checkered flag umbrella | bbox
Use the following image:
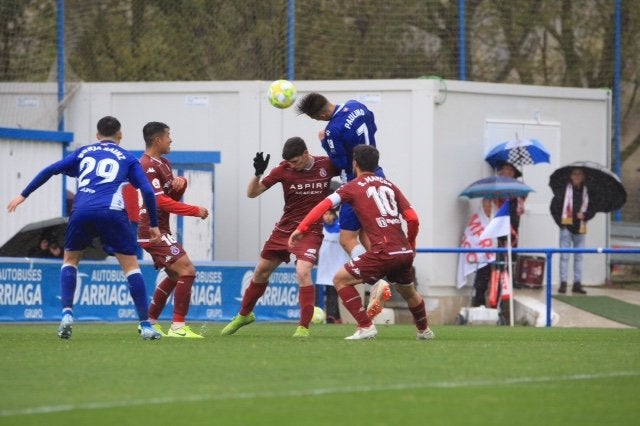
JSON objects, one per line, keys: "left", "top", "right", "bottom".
{"left": 485, "top": 138, "right": 550, "bottom": 168}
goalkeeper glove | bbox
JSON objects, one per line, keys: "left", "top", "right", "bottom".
{"left": 253, "top": 152, "right": 270, "bottom": 176}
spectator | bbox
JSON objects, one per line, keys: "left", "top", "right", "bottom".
{"left": 48, "top": 241, "right": 63, "bottom": 258}
{"left": 315, "top": 208, "right": 349, "bottom": 324}
{"left": 28, "top": 236, "right": 51, "bottom": 258}
{"left": 550, "top": 167, "right": 594, "bottom": 294}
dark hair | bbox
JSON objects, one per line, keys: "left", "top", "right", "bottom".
{"left": 143, "top": 121, "right": 169, "bottom": 147}
{"left": 97, "top": 116, "right": 121, "bottom": 138}
{"left": 282, "top": 136, "right": 307, "bottom": 160}
{"left": 296, "top": 92, "right": 328, "bottom": 117}
{"left": 496, "top": 160, "right": 522, "bottom": 178}
{"left": 353, "top": 145, "right": 379, "bottom": 172}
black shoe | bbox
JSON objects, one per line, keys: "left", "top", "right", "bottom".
{"left": 572, "top": 283, "right": 587, "bottom": 294}
{"left": 558, "top": 282, "right": 567, "bottom": 294}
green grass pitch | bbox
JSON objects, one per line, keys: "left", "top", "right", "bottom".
{"left": 1, "top": 323, "right": 638, "bottom": 426}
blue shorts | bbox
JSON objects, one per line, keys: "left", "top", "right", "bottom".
{"left": 65, "top": 209, "right": 138, "bottom": 256}
{"left": 339, "top": 166, "right": 385, "bottom": 232}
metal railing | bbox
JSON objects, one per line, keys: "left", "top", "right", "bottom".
{"left": 416, "top": 247, "right": 640, "bottom": 327}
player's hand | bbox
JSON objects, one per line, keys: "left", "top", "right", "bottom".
{"left": 288, "top": 230, "right": 303, "bottom": 249}
{"left": 148, "top": 227, "right": 161, "bottom": 244}
{"left": 198, "top": 207, "right": 209, "bottom": 219}
{"left": 253, "top": 152, "right": 270, "bottom": 176}
{"left": 318, "top": 130, "right": 326, "bottom": 141}
{"left": 7, "top": 195, "right": 25, "bottom": 213}
{"left": 171, "top": 176, "right": 187, "bottom": 192}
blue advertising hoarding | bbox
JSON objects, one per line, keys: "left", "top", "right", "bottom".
{"left": 0, "top": 258, "right": 303, "bottom": 323}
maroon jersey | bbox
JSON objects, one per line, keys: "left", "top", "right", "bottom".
{"left": 334, "top": 173, "right": 414, "bottom": 255}
{"left": 137, "top": 153, "right": 179, "bottom": 236}
{"left": 261, "top": 156, "right": 339, "bottom": 234}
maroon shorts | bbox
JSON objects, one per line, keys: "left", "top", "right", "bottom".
{"left": 345, "top": 251, "right": 415, "bottom": 285}
{"left": 261, "top": 228, "right": 323, "bottom": 265}
{"left": 140, "top": 233, "right": 187, "bottom": 270}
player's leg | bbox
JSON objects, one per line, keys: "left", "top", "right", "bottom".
{"left": 338, "top": 203, "right": 366, "bottom": 258}
{"left": 334, "top": 258, "right": 377, "bottom": 340}
{"left": 148, "top": 270, "right": 177, "bottom": 331}
{"left": 115, "top": 253, "right": 161, "bottom": 340}
{"left": 140, "top": 240, "right": 179, "bottom": 331}
{"left": 293, "top": 259, "right": 315, "bottom": 337}
{"left": 100, "top": 211, "right": 160, "bottom": 340}
{"left": 390, "top": 259, "right": 434, "bottom": 340}
{"left": 164, "top": 254, "right": 203, "bottom": 338}
{"left": 221, "top": 256, "right": 280, "bottom": 335}
{"left": 394, "top": 284, "right": 434, "bottom": 340}
{"left": 57, "top": 250, "right": 81, "bottom": 339}
{"left": 57, "top": 210, "right": 95, "bottom": 339}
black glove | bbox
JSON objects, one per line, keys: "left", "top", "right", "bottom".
{"left": 253, "top": 152, "right": 270, "bottom": 176}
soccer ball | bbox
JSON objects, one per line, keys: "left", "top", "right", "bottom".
{"left": 312, "top": 306, "right": 326, "bottom": 325}
{"left": 268, "top": 79, "right": 297, "bottom": 109}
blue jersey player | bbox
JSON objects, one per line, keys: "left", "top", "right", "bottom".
{"left": 296, "top": 92, "right": 384, "bottom": 259}
{"left": 7, "top": 116, "right": 163, "bottom": 340}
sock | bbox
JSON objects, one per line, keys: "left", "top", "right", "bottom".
{"left": 172, "top": 275, "right": 195, "bottom": 323}
{"left": 239, "top": 280, "right": 268, "bottom": 316}
{"left": 298, "top": 285, "right": 315, "bottom": 328}
{"left": 60, "top": 264, "right": 77, "bottom": 313}
{"left": 126, "top": 269, "right": 150, "bottom": 321}
{"left": 409, "top": 299, "right": 429, "bottom": 331}
{"left": 149, "top": 277, "right": 178, "bottom": 321}
{"left": 337, "top": 286, "right": 371, "bottom": 328}
{"left": 350, "top": 244, "right": 366, "bottom": 259}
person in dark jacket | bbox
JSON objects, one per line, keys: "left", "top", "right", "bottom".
{"left": 550, "top": 167, "right": 595, "bottom": 294}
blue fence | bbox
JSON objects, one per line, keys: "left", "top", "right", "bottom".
{"left": 2, "top": 248, "right": 638, "bottom": 327}
{"left": 418, "top": 247, "right": 640, "bottom": 327}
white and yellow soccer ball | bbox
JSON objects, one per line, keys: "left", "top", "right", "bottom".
{"left": 312, "top": 306, "right": 326, "bottom": 325}
{"left": 268, "top": 79, "right": 297, "bottom": 109}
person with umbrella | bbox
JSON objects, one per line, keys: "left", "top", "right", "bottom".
{"left": 470, "top": 161, "right": 525, "bottom": 311}
{"left": 549, "top": 161, "right": 627, "bottom": 295}
{"left": 550, "top": 167, "right": 595, "bottom": 294}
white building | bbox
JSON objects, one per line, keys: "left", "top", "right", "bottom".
{"left": 0, "top": 79, "right": 611, "bottom": 323}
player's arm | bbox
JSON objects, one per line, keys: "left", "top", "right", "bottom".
{"left": 247, "top": 152, "right": 270, "bottom": 198}
{"left": 323, "top": 127, "right": 349, "bottom": 172}
{"left": 289, "top": 193, "right": 341, "bottom": 248}
{"left": 401, "top": 207, "right": 420, "bottom": 250}
{"left": 247, "top": 176, "right": 268, "bottom": 198}
{"left": 156, "top": 194, "right": 206, "bottom": 218}
{"left": 7, "top": 157, "right": 71, "bottom": 212}
{"left": 129, "top": 164, "right": 160, "bottom": 228}
{"left": 167, "top": 176, "right": 187, "bottom": 201}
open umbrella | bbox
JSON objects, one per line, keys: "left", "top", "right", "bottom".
{"left": 460, "top": 179, "right": 532, "bottom": 328}
{"left": 485, "top": 138, "right": 550, "bottom": 168}
{"left": 549, "top": 161, "right": 627, "bottom": 213}
{"left": 460, "top": 176, "right": 534, "bottom": 199}
{"left": 0, "top": 217, "right": 109, "bottom": 260}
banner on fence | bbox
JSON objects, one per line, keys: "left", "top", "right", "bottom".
{"left": 0, "top": 259, "right": 304, "bottom": 322}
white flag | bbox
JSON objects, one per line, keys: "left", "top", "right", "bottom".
{"left": 480, "top": 200, "right": 511, "bottom": 240}
{"left": 456, "top": 207, "right": 497, "bottom": 288}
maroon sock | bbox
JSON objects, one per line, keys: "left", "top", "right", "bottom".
{"left": 149, "top": 277, "right": 177, "bottom": 320}
{"left": 337, "top": 287, "right": 371, "bottom": 328}
{"left": 239, "top": 280, "right": 268, "bottom": 316}
{"left": 298, "top": 285, "right": 315, "bottom": 328}
{"left": 409, "top": 299, "right": 429, "bottom": 331}
{"left": 172, "top": 275, "right": 195, "bottom": 323}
